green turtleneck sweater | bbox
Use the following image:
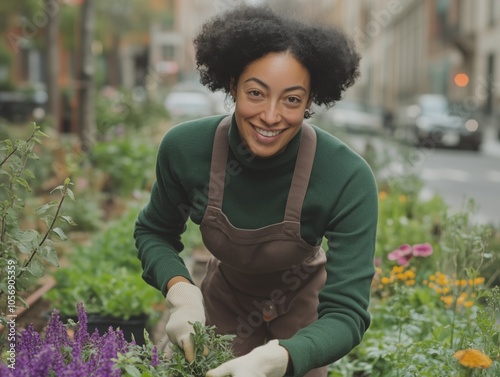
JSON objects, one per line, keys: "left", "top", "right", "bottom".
{"left": 134, "top": 114, "right": 378, "bottom": 376}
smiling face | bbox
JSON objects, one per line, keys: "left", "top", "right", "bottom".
{"left": 231, "top": 52, "right": 312, "bottom": 158}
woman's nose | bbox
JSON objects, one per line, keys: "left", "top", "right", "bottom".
{"left": 259, "top": 102, "right": 281, "bottom": 125}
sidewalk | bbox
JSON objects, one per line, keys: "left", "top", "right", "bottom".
{"left": 481, "top": 116, "right": 500, "bottom": 158}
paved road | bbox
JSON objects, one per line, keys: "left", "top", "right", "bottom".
{"left": 416, "top": 148, "right": 500, "bottom": 227}
{"left": 336, "top": 130, "right": 500, "bottom": 227}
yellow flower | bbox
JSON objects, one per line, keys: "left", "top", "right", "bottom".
{"left": 405, "top": 280, "right": 415, "bottom": 286}
{"left": 441, "top": 296, "right": 453, "bottom": 307}
{"left": 378, "top": 191, "right": 387, "bottom": 200}
{"left": 381, "top": 277, "right": 391, "bottom": 285}
{"left": 454, "top": 349, "right": 493, "bottom": 369}
{"left": 464, "top": 301, "right": 474, "bottom": 308}
{"left": 474, "top": 277, "right": 485, "bottom": 285}
{"left": 392, "top": 266, "right": 404, "bottom": 274}
{"left": 398, "top": 194, "right": 407, "bottom": 203}
{"left": 404, "top": 270, "right": 415, "bottom": 279}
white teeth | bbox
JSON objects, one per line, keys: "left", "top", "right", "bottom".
{"left": 255, "top": 128, "right": 282, "bottom": 137}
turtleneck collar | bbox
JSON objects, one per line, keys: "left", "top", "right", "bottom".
{"left": 227, "top": 113, "right": 302, "bottom": 171}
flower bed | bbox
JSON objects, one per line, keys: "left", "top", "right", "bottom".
{"left": 0, "top": 303, "right": 234, "bottom": 376}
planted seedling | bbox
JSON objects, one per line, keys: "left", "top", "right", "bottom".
{"left": 168, "top": 322, "right": 235, "bottom": 377}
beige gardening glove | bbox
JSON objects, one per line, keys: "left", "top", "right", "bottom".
{"left": 165, "top": 282, "right": 206, "bottom": 362}
{"left": 206, "top": 339, "right": 289, "bottom": 377}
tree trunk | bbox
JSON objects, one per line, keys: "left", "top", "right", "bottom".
{"left": 109, "top": 32, "right": 122, "bottom": 87}
{"left": 77, "top": 0, "right": 96, "bottom": 152}
{"left": 45, "top": 0, "right": 60, "bottom": 130}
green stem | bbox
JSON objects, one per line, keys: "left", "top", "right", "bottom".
{"left": 0, "top": 126, "right": 38, "bottom": 168}
{"left": 18, "top": 182, "right": 69, "bottom": 279}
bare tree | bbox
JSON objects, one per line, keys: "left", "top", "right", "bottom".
{"left": 45, "top": 0, "right": 60, "bottom": 130}
{"left": 76, "top": 0, "right": 95, "bottom": 152}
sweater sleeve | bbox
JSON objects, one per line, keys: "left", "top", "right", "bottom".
{"left": 279, "top": 155, "right": 378, "bottom": 376}
{"left": 134, "top": 130, "right": 193, "bottom": 297}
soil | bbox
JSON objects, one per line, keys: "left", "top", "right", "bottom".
{"left": 16, "top": 297, "right": 53, "bottom": 333}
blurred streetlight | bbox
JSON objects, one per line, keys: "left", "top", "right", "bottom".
{"left": 454, "top": 73, "right": 469, "bottom": 87}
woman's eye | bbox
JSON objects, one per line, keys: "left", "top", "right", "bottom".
{"left": 248, "top": 90, "right": 261, "bottom": 97}
{"left": 286, "top": 97, "right": 301, "bottom": 104}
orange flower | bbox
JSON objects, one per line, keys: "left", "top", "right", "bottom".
{"left": 378, "top": 191, "right": 387, "bottom": 200}
{"left": 454, "top": 349, "right": 493, "bottom": 369}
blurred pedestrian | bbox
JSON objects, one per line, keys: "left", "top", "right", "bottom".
{"left": 135, "top": 4, "right": 378, "bottom": 377}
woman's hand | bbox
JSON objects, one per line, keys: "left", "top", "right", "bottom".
{"left": 206, "top": 340, "right": 289, "bottom": 377}
{"left": 165, "top": 281, "right": 207, "bottom": 362}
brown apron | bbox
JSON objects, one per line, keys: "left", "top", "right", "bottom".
{"left": 199, "top": 116, "right": 328, "bottom": 377}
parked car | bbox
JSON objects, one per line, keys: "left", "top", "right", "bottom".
{"left": 315, "top": 99, "right": 385, "bottom": 135}
{"left": 164, "top": 81, "right": 230, "bottom": 121}
{"left": 0, "top": 89, "right": 47, "bottom": 123}
{"left": 393, "top": 94, "right": 482, "bottom": 151}
{"left": 165, "top": 91, "right": 214, "bottom": 120}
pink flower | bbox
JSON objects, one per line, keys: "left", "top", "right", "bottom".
{"left": 387, "top": 243, "right": 434, "bottom": 266}
{"left": 388, "top": 244, "right": 412, "bottom": 261}
{"left": 412, "top": 243, "right": 433, "bottom": 257}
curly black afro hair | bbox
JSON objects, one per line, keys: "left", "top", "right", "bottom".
{"left": 194, "top": 4, "right": 361, "bottom": 108}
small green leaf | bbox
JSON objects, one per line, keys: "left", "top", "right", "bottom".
{"left": 27, "top": 259, "right": 45, "bottom": 278}
{"left": 36, "top": 130, "right": 49, "bottom": 138}
{"left": 14, "top": 177, "right": 31, "bottom": 190}
{"left": 50, "top": 185, "right": 64, "bottom": 194}
{"left": 66, "top": 188, "right": 75, "bottom": 201}
{"left": 23, "top": 169, "right": 36, "bottom": 180}
{"left": 60, "top": 215, "right": 77, "bottom": 226}
{"left": 36, "top": 202, "right": 58, "bottom": 215}
{"left": 123, "top": 365, "right": 142, "bottom": 377}
{"left": 40, "top": 245, "right": 59, "bottom": 267}
{"left": 52, "top": 227, "right": 68, "bottom": 241}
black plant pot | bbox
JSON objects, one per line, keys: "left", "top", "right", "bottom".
{"left": 62, "top": 313, "right": 149, "bottom": 345}
{"left": 86, "top": 314, "right": 149, "bottom": 345}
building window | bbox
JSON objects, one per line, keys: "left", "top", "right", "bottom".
{"left": 489, "top": 0, "right": 500, "bottom": 27}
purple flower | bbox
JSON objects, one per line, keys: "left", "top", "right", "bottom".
{"left": 17, "top": 324, "right": 42, "bottom": 358}
{"left": 27, "top": 346, "right": 55, "bottom": 377}
{"left": 44, "top": 309, "right": 70, "bottom": 348}
{"left": 74, "top": 302, "right": 89, "bottom": 346}
{"left": 151, "top": 345, "right": 159, "bottom": 367}
{"left": 412, "top": 243, "right": 433, "bottom": 257}
{"left": 11, "top": 303, "right": 137, "bottom": 376}
{"left": 0, "top": 362, "right": 13, "bottom": 377}
{"left": 94, "top": 334, "right": 121, "bottom": 377}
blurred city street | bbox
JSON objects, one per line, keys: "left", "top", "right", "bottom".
{"left": 1, "top": 1, "right": 500, "bottom": 375}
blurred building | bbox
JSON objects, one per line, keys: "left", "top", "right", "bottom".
{"left": 331, "top": 0, "right": 500, "bottom": 118}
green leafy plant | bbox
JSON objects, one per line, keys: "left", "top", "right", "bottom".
{"left": 45, "top": 202, "right": 164, "bottom": 320}
{"left": 0, "top": 125, "right": 73, "bottom": 347}
{"left": 114, "top": 322, "right": 235, "bottom": 377}
{"left": 166, "top": 322, "right": 235, "bottom": 377}
{"left": 89, "top": 135, "right": 156, "bottom": 195}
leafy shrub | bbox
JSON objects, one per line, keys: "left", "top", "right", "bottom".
{"left": 0, "top": 125, "right": 73, "bottom": 349}
{"left": 46, "top": 202, "right": 163, "bottom": 319}
{"left": 89, "top": 135, "right": 156, "bottom": 195}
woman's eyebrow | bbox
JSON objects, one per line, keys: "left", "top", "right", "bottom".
{"left": 244, "top": 77, "right": 307, "bottom": 93}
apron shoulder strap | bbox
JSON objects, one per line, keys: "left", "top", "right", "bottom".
{"left": 207, "top": 116, "right": 231, "bottom": 208}
{"left": 284, "top": 123, "right": 317, "bottom": 223}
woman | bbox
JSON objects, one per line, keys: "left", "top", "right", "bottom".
{"left": 134, "top": 5, "right": 378, "bottom": 377}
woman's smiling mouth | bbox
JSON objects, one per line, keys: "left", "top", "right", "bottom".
{"left": 254, "top": 126, "right": 285, "bottom": 137}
